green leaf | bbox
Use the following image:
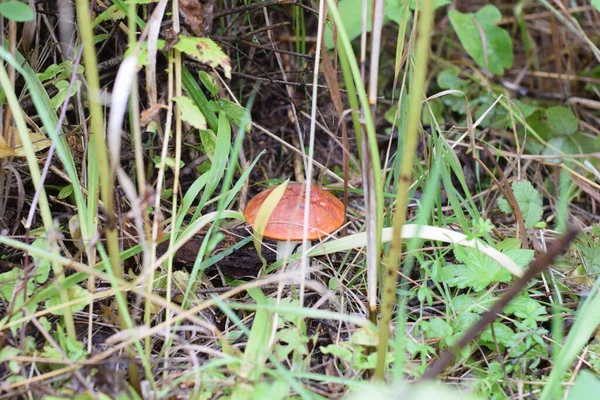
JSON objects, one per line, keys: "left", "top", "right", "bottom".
{"left": 152, "top": 156, "right": 184, "bottom": 170}
{"left": 50, "top": 80, "right": 81, "bottom": 111}
{"left": 453, "top": 312, "right": 479, "bottom": 332}
{"left": 0, "top": 1, "right": 34, "bottom": 22}
{"left": 443, "top": 246, "right": 513, "bottom": 291}
{"left": 320, "top": 344, "right": 353, "bottom": 362}
{"left": 251, "top": 381, "right": 290, "bottom": 400}
{"left": 408, "top": 0, "right": 450, "bottom": 11}
{"left": 37, "top": 64, "right": 63, "bottom": 82}
{"left": 183, "top": 68, "right": 218, "bottom": 130}
{"left": 0, "top": 346, "right": 21, "bottom": 373}
{"left": 350, "top": 328, "right": 378, "bottom": 346}
{"left": 217, "top": 99, "right": 251, "bottom": 132}
{"left": 93, "top": 4, "right": 125, "bottom": 27}
{"left": 480, "top": 323, "right": 516, "bottom": 348}
{"left": 504, "top": 248, "right": 534, "bottom": 268}
{"left": 542, "top": 136, "right": 581, "bottom": 163}
{"left": 494, "top": 238, "right": 521, "bottom": 252}
{"left": 0, "top": 268, "right": 34, "bottom": 302}
{"left": 498, "top": 180, "right": 543, "bottom": 229}
{"left": 174, "top": 36, "right": 231, "bottom": 78}
{"left": 196, "top": 111, "right": 232, "bottom": 212}
{"left": 449, "top": 5, "right": 513, "bottom": 75}
{"left": 593, "top": 0, "right": 600, "bottom": 12}
{"left": 31, "top": 238, "right": 51, "bottom": 284}
{"left": 437, "top": 68, "right": 466, "bottom": 90}
{"left": 423, "top": 318, "right": 453, "bottom": 339}
{"left": 199, "top": 129, "right": 217, "bottom": 161}
{"left": 567, "top": 370, "right": 600, "bottom": 400}
{"left": 504, "top": 296, "right": 547, "bottom": 320}
{"left": 275, "top": 327, "right": 309, "bottom": 360}
{"left": 57, "top": 184, "right": 74, "bottom": 200}
{"left": 324, "top": 0, "right": 372, "bottom": 49}
{"left": 198, "top": 71, "right": 218, "bottom": 97}
{"left": 45, "top": 285, "right": 92, "bottom": 315}
{"left": 173, "top": 96, "right": 207, "bottom": 130}
{"left": 546, "top": 106, "right": 579, "bottom": 136}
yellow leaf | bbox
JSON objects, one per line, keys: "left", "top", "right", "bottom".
{"left": 12, "top": 128, "right": 52, "bottom": 157}
{"left": 0, "top": 135, "right": 15, "bottom": 158}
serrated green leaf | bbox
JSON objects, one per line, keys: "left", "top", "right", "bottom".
{"left": 480, "top": 323, "right": 516, "bottom": 348}
{"left": 494, "top": 238, "right": 522, "bottom": 252}
{"left": 0, "top": 1, "right": 34, "bottom": 22}
{"left": 449, "top": 5, "right": 513, "bottom": 75}
{"left": 173, "top": 96, "right": 207, "bottom": 130}
{"left": 498, "top": 181, "right": 543, "bottom": 229}
{"left": 174, "top": 36, "right": 231, "bottom": 78}
{"left": 547, "top": 106, "right": 579, "bottom": 136}
{"left": 423, "top": 318, "right": 453, "bottom": 339}
{"left": 453, "top": 312, "right": 479, "bottom": 333}
{"left": 443, "top": 246, "right": 513, "bottom": 291}
{"left": 504, "top": 296, "right": 547, "bottom": 320}
{"left": 504, "top": 248, "right": 534, "bottom": 268}
{"left": 0, "top": 268, "right": 34, "bottom": 302}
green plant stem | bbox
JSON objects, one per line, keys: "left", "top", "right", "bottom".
{"left": 74, "top": 0, "right": 121, "bottom": 287}
{"left": 75, "top": 0, "right": 139, "bottom": 388}
{"left": 375, "top": 0, "right": 435, "bottom": 380}
{"left": 337, "top": 43, "right": 364, "bottom": 170}
{"left": 325, "top": 0, "right": 383, "bottom": 315}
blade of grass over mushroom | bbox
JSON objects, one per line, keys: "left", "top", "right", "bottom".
{"left": 249, "top": 181, "right": 290, "bottom": 264}
{"left": 375, "top": 0, "right": 436, "bottom": 379}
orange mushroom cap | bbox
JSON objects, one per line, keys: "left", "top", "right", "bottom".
{"left": 244, "top": 183, "right": 345, "bottom": 241}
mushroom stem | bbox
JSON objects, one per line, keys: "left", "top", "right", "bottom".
{"left": 276, "top": 240, "right": 300, "bottom": 261}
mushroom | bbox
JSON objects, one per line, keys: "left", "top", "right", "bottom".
{"left": 244, "top": 182, "right": 345, "bottom": 260}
